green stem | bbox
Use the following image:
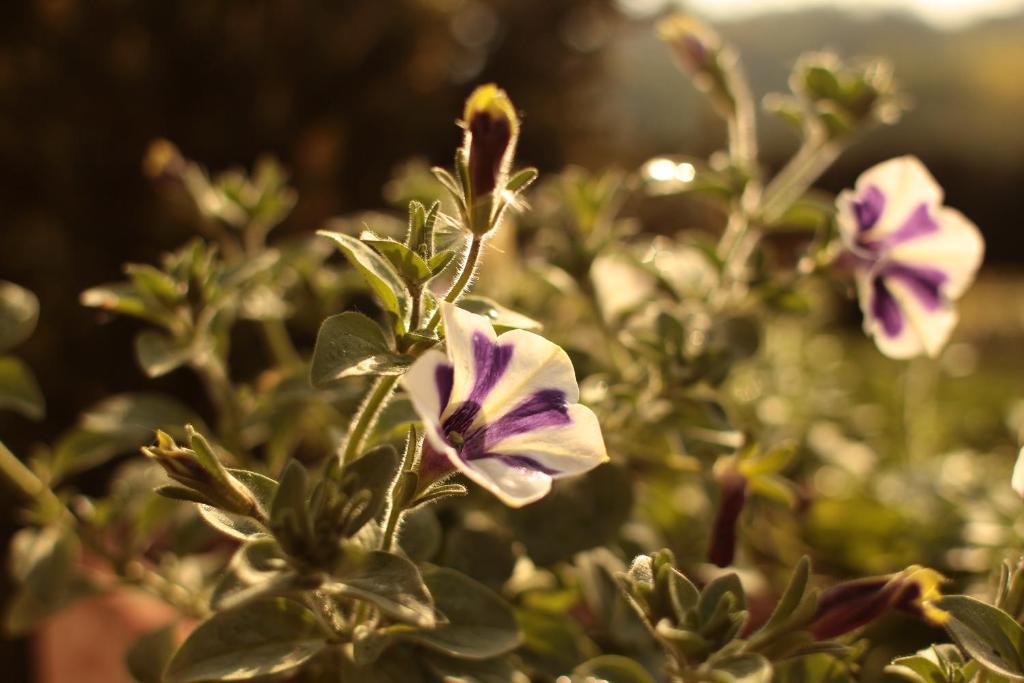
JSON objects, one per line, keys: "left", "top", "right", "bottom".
{"left": 423, "top": 235, "right": 484, "bottom": 334}
{"left": 381, "top": 428, "right": 417, "bottom": 552}
{"left": 193, "top": 355, "right": 243, "bottom": 455}
{"left": 0, "top": 440, "right": 63, "bottom": 522}
{"left": 722, "top": 54, "right": 759, "bottom": 175}
{"left": 260, "top": 318, "right": 303, "bottom": 370}
{"left": 338, "top": 375, "right": 399, "bottom": 469}
{"left": 759, "top": 138, "right": 842, "bottom": 224}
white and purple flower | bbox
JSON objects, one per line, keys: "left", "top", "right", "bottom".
{"left": 837, "top": 156, "right": 984, "bottom": 359}
{"left": 401, "top": 302, "right": 608, "bottom": 507}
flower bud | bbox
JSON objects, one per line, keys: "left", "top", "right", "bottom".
{"left": 461, "top": 84, "right": 520, "bottom": 234}
{"left": 143, "top": 138, "right": 186, "bottom": 181}
{"left": 142, "top": 426, "right": 257, "bottom": 517}
{"left": 657, "top": 14, "right": 735, "bottom": 116}
{"left": 708, "top": 469, "right": 748, "bottom": 568}
{"left": 809, "top": 565, "right": 948, "bottom": 639}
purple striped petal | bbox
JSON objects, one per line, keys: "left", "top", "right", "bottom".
{"left": 854, "top": 185, "right": 885, "bottom": 232}
{"left": 872, "top": 277, "right": 903, "bottom": 337}
{"left": 443, "top": 332, "right": 514, "bottom": 435}
{"left": 460, "top": 389, "right": 571, "bottom": 459}
{"left": 434, "top": 363, "right": 454, "bottom": 413}
{"left": 884, "top": 263, "right": 947, "bottom": 311}
{"left": 865, "top": 203, "right": 939, "bottom": 250}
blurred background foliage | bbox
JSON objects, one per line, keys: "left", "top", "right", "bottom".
{"left": 3, "top": 0, "right": 1024, "bottom": 679}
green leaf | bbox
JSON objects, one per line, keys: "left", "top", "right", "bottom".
{"left": 754, "top": 556, "right": 814, "bottom": 639}
{"left": 165, "top": 598, "right": 328, "bottom": 683}
{"left": 398, "top": 566, "right": 519, "bottom": 660}
{"left": 317, "top": 229, "right": 411, "bottom": 332}
{"left": 197, "top": 469, "right": 277, "bottom": 540}
{"left": 505, "top": 167, "right": 539, "bottom": 195}
{"left": 125, "top": 624, "right": 178, "bottom": 683}
{"left": 0, "top": 355, "right": 44, "bottom": 419}
{"left": 4, "top": 526, "right": 90, "bottom": 635}
{"left": 327, "top": 548, "right": 435, "bottom": 627}
{"left": 886, "top": 644, "right": 969, "bottom": 683}
{"left": 699, "top": 573, "right": 746, "bottom": 625}
{"left": 134, "top": 330, "right": 195, "bottom": 378}
{"left": 362, "top": 237, "right": 433, "bottom": 284}
{"left": 335, "top": 445, "right": 401, "bottom": 537}
{"left": 574, "top": 655, "right": 656, "bottom": 683}
{"left": 458, "top": 296, "right": 542, "bottom": 332}
{"left": 51, "top": 393, "right": 203, "bottom": 479}
{"left": 211, "top": 538, "right": 310, "bottom": 611}
{"left": 80, "top": 282, "right": 164, "bottom": 325}
{"left": 310, "top": 312, "right": 409, "bottom": 387}
{"left": 0, "top": 281, "right": 38, "bottom": 352}
{"left": 939, "top": 595, "right": 1024, "bottom": 680}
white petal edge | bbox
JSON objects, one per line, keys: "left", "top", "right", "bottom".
{"left": 855, "top": 156, "right": 944, "bottom": 238}
{"left": 484, "top": 403, "right": 609, "bottom": 474}
{"left": 886, "top": 206, "right": 984, "bottom": 300}
{"left": 401, "top": 348, "right": 452, "bottom": 426}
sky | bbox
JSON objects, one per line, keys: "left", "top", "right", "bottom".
{"left": 618, "top": 0, "right": 1024, "bottom": 28}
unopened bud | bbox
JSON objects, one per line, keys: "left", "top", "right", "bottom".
{"left": 708, "top": 469, "right": 748, "bottom": 568}
{"left": 461, "top": 84, "right": 520, "bottom": 235}
{"left": 142, "top": 427, "right": 257, "bottom": 517}
{"left": 809, "top": 565, "right": 948, "bottom": 639}
{"left": 657, "top": 14, "right": 735, "bottom": 116}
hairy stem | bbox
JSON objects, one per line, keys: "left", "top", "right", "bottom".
{"left": 423, "top": 234, "right": 484, "bottom": 333}
{"left": 759, "top": 137, "right": 842, "bottom": 224}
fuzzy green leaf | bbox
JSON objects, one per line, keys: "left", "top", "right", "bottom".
{"left": 326, "top": 548, "right": 435, "bottom": 627}
{"left": 397, "top": 566, "right": 520, "bottom": 659}
{"left": 134, "top": 330, "right": 195, "bottom": 378}
{"left": 197, "top": 469, "right": 277, "bottom": 540}
{"left": 939, "top": 595, "right": 1024, "bottom": 680}
{"left": 318, "top": 229, "right": 410, "bottom": 332}
{"left": 165, "top": 598, "right": 327, "bottom": 682}
{"left": 310, "top": 312, "right": 409, "bottom": 387}
{"left": 362, "top": 237, "right": 433, "bottom": 284}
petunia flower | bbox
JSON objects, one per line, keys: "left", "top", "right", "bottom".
{"left": 836, "top": 156, "right": 984, "bottom": 359}
{"left": 401, "top": 302, "right": 608, "bottom": 507}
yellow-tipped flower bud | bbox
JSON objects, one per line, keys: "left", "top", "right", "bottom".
{"left": 462, "top": 83, "right": 520, "bottom": 201}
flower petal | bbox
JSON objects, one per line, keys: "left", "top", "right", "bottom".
{"left": 853, "top": 156, "right": 944, "bottom": 239}
{"left": 886, "top": 206, "right": 984, "bottom": 300}
{"left": 437, "top": 302, "right": 510, "bottom": 433}
{"left": 401, "top": 348, "right": 455, "bottom": 459}
{"left": 481, "top": 404, "right": 608, "bottom": 474}
{"left": 456, "top": 456, "right": 554, "bottom": 507}
{"left": 459, "top": 328, "right": 580, "bottom": 434}
{"left": 856, "top": 269, "right": 957, "bottom": 359}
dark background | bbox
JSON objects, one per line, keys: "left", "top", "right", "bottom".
{"left": 2, "top": 0, "right": 1023, "bottom": 677}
